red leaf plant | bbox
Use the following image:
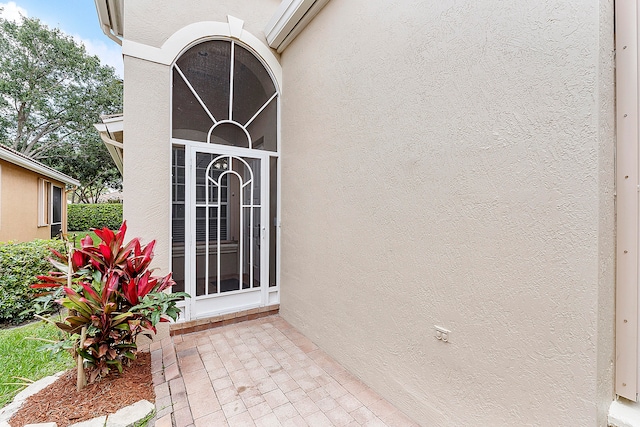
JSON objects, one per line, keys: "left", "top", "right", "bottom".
{"left": 33, "top": 221, "right": 188, "bottom": 384}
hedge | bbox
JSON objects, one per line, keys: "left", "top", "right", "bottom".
{"left": 68, "top": 203, "right": 123, "bottom": 231}
{"left": 0, "top": 239, "right": 66, "bottom": 324}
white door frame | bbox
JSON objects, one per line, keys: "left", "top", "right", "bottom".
{"left": 182, "top": 142, "right": 271, "bottom": 320}
{"left": 616, "top": 0, "right": 640, "bottom": 401}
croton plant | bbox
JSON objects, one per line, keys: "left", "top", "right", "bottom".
{"left": 33, "top": 222, "right": 188, "bottom": 383}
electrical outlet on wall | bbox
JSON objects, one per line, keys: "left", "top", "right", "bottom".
{"left": 435, "top": 325, "right": 450, "bottom": 343}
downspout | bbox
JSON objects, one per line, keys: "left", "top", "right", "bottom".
{"left": 94, "top": 0, "right": 123, "bottom": 45}
{"left": 101, "top": 24, "right": 122, "bottom": 46}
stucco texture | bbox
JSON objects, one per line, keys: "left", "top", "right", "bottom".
{"left": 278, "top": 0, "right": 615, "bottom": 426}
{"left": 0, "top": 160, "right": 67, "bottom": 243}
{"left": 121, "top": 56, "right": 171, "bottom": 273}
{"left": 124, "top": 0, "right": 280, "bottom": 49}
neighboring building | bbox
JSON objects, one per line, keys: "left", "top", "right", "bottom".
{"left": 0, "top": 145, "right": 80, "bottom": 242}
{"left": 93, "top": 1, "right": 629, "bottom": 425}
{"left": 97, "top": 190, "right": 123, "bottom": 203}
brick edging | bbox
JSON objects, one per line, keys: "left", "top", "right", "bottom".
{"left": 150, "top": 334, "right": 180, "bottom": 427}
{"left": 169, "top": 305, "right": 280, "bottom": 336}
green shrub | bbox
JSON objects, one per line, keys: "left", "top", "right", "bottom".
{"left": 0, "top": 239, "right": 66, "bottom": 324}
{"left": 36, "top": 222, "right": 187, "bottom": 383}
{"left": 67, "top": 203, "right": 123, "bottom": 231}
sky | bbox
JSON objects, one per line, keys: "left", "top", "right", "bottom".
{"left": 0, "top": 1, "right": 123, "bottom": 76}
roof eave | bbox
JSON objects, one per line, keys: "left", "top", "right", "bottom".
{"left": 265, "top": 0, "right": 330, "bottom": 53}
{"left": 94, "top": 114, "right": 124, "bottom": 175}
{"left": 94, "top": 0, "right": 124, "bottom": 45}
{"left": 0, "top": 148, "right": 81, "bottom": 187}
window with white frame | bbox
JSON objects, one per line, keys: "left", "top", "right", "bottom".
{"left": 37, "top": 178, "right": 51, "bottom": 227}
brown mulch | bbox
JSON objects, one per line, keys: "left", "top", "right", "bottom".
{"left": 9, "top": 352, "right": 154, "bottom": 427}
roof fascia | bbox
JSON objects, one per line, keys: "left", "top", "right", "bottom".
{"left": 0, "top": 148, "right": 81, "bottom": 187}
{"left": 265, "top": 0, "right": 330, "bottom": 53}
{"left": 94, "top": 115, "right": 124, "bottom": 175}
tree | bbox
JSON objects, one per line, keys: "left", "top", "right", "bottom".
{"left": 0, "top": 15, "right": 122, "bottom": 161}
{"left": 45, "top": 131, "right": 121, "bottom": 204}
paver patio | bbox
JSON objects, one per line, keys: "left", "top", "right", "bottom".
{"left": 149, "top": 315, "right": 419, "bottom": 427}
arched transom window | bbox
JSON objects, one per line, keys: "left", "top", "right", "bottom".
{"left": 172, "top": 39, "right": 279, "bottom": 151}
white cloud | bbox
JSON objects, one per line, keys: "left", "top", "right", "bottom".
{"left": 0, "top": 1, "right": 27, "bottom": 22}
{"left": 73, "top": 35, "right": 124, "bottom": 78}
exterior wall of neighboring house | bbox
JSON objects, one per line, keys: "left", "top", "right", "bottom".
{"left": 0, "top": 159, "right": 69, "bottom": 242}
{"left": 277, "top": 1, "right": 615, "bottom": 426}
{"left": 117, "top": 0, "right": 616, "bottom": 425}
{"left": 121, "top": 0, "right": 281, "bottom": 275}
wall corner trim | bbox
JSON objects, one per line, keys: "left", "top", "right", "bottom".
{"left": 264, "top": 0, "right": 330, "bottom": 53}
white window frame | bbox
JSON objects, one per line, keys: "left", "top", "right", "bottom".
{"left": 50, "top": 184, "right": 63, "bottom": 237}
{"left": 37, "top": 178, "right": 51, "bottom": 227}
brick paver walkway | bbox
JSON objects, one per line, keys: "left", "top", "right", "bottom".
{"left": 150, "top": 315, "right": 419, "bottom": 426}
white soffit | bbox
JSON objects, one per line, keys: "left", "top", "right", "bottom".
{"left": 265, "top": 0, "right": 330, "bottom": 53}
{"left": 94, "top": 114, "right": 124, "bottom": 175}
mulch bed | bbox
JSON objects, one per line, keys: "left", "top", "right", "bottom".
{"left": 9, "top": 352, "right": 154, "bottom": 427}
{"left": 0, "top": 320, "right": 37, "bottom": 330}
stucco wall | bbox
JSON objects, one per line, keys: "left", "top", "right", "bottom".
{"left": 279, "top": 0, "right": 615, "bottom": 425}
{"left": 124, "top": 0, "right": 280, "bottom": 49}
{"left": 0, "top": 160, "right": 66, "bottom": 242}
{"left": 596, "top": 0, "right": 616, "bottom": 424}
{"left": 121, "top": 55, "right": 171, "bottom": 271}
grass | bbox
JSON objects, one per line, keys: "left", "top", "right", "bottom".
{"left": 67, "top": 230, "right": 100, "bottom": 247}
{"left": 0, "top": 321, "right": 74, "bottom": 408}
{"left": 134, "top": 410, "right": 156, "bottom": 427}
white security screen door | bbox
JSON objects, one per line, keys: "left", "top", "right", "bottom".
{"left": 187, "top": 146, "right": 269, "bottom": 319}
{"left": 170, "top": 38, "right": 280, "bottom": 321}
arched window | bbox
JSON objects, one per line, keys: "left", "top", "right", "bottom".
{"left": 172, "top": 40, "right": 278, "bottom": 151}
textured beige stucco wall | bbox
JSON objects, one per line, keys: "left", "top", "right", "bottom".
{"left": 124, "top": 0, "right": 280, "bottom": 49}
{"left": 596, "top": 0, "right": 615, "bottom": 424}
{"left": 279, "top": 1, "right": 615, "bottom": 425}
{"left": 121, "top": 55, "right": 171, "bottom": 272}
{"left": 0, "top": 160, "right": 65, "bottom": 242}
